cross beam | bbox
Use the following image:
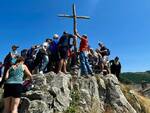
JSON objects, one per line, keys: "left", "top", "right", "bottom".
{"left": 58, "top": 4, "right": 90, "bottom": 65}
{"left": 58, "top": 4, "right": 90, "bottom": 35}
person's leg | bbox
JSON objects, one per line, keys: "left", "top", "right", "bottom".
{"left": 3, "top": 97, "right": 11, "bottom": 113}
{"left": 63, "top": 59, "right": 67, "bottom": 73}
{"left": 62, "top": 48, "right": 69, "bottom": 73}
{"left": 58, "top": 59, "right": 64, "bottom": 73}
{"left": 84, "top": 52, "right": 93, "bottom": 75}
{"left": 116, "top": 72, "right": 120, "bottom": 80}
{"left": 79, "top": 52, "right": 88, "bottom": 76}
{"left": 40, "top": 55, "right": 49, "bottom": 73}
{"left": 10, "top": 97, "right": 20, "bottom": 113}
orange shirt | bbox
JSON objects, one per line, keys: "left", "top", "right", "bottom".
{"left": 79, "top": 37, "right": 88, "bottom": 52}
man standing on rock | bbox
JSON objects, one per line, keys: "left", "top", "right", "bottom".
{"left": 76, "top": 32, "right": 94, "bottom": 77}
{"left": 57, "top": 31, "right": 75, "bottom": 74}
{"left": 110, "top": 56, "right": 121, "bottom": 80}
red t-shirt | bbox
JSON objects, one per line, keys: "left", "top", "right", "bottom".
{"left": 79, "top": 37, "right": 88, "bottom": 52}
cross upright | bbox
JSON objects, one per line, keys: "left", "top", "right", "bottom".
{"left": 58, "top": 3, "right": 90, "bottom": 35}
{"left": 58, "top": 4, "right": 90, "bottom": 51}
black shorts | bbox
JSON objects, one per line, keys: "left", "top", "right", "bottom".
{"left": 3, "top": 84, "right": 23, "bottom": 98}
{"left": 59, "top": 47, "right": 68, "bottom": 60}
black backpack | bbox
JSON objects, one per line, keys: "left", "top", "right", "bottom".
{"left": 4, "top": 52, "right": 12, "bottom": 66}
{"left": 107, "top": 49, "right": 110, "bottom": 56}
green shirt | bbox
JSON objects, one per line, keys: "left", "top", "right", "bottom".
{"left": 6, "top": 64, "right": 24, "bottom": 84}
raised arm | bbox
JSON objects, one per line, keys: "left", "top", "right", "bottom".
{"left": 75, "top": 33, "right": 82, "bottom": 39}
{"left": 24, "top": 65, "right": 32, "bottom": 80}
{"left": 5, "top": 69, "right": 10, "bottom": 80}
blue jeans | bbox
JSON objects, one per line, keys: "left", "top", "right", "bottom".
{"left": 79, "top": 51, "right": 93, "bottom": 75}
{"left": 40, "top": 55, "right": 49, "bottom": 72}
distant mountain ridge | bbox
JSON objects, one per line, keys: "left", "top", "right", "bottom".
{"left": 121, "top": 71, "right": 150, "bottom": 84}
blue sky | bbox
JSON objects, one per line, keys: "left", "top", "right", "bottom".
{"left": 0, "top": 0, "right": 150, "bottom": 72}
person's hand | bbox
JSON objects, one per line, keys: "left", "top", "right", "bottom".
{"left": 74, "top": 35, "right": 77, "bottom": 38}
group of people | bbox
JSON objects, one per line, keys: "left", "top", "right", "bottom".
{"left": 0, "top": 31, "right": 121, "bottom": 113}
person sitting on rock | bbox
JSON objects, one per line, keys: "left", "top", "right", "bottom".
{"left": 95, "top": 49, "right": 103, "bottom": 73}
{"left": 76, "top": 33, "right": 94, "bottom": 77}
{"left": 97, "top": 42, "right": 111, "bottom": 75}
{"left": 88, "top": 48, "right": 101, "bottom": 74}
{"left": 110, "top": 56, "right": 121, "bottom": 80}
{"left": 2, "top": 56, "right": 32, "bottom": 113}
{"left": 98, "top": 42, "right": 110, "bottom": 58}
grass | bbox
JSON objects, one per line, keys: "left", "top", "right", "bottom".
{"left": 65, "top": 85, "right": 80, "bottom": 113}
{"left": 121, "top": 84, "right": 150, "bottom": 113}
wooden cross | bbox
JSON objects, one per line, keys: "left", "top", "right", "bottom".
{"left": 58, "top": 4, "right": 90, "bottom": 50}
{"left": 58, "top": 4, "right": 90, "bottom": 35}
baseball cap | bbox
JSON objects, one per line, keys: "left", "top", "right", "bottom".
{"left": 43, "top": 42, "right": 49, "bottom": 47}
{"left": 12, "top": 45, "right": 19, "bottom": 48}
{"left": 53, "top": 34, "right": 59, "bottom": 39}
{"left": 82, "top": 34, "right": 88, "bottom": 38}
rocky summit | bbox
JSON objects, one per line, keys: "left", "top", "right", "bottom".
{"left": 0, "top": 72, "right": 148, "bottom": 113}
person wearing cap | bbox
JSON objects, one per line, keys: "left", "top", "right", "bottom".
{"left": 11, "top": 45, "right": 19, "bottom": 65}
{"left": 76, "top": 33, "right": 94, "bottom": 77}
{"left": 53, "top": 34, "right": 59, "bottom": 44}
{"left": 110, "top": 56, "right": 121, "bottom": 80}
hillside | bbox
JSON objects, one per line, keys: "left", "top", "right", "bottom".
{"left": 121, "top": 71, "right": 150, "bottom": 84}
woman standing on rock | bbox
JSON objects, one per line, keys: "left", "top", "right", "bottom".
{"left": 3, "top": 56, "right": 32, "bottom": 113}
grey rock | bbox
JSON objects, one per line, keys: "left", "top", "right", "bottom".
{"left": 49, "top": 75, "right": 71, "bottom": 112}
{"left": 28, "top": 100, "right": 50, "bottom": 113}
{"left": 8, "top": 72, "right": 141, "bottom": 113}
{"left": 104, "top": 74, "right": 137, "bottom": 113}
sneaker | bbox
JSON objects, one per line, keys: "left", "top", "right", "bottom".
{"left": 39, "top": 71, "right": 44, "bottom": 76}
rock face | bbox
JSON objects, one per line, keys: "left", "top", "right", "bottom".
{"left": 0, "top": 72, "right": 138, "bottom": 113}
{"left": 103, "top": 74, "right": 137, "bottom": 113}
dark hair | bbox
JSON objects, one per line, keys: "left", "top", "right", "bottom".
{"left": 46, "top": 38, "right": 53, "bottom": 42}
{"left": 63, "top": 31, "right": 68, "bottom": 35}
{"left": 115, "top": 56, "right": 119, "bottom": 60}
{"left": 82, "top": 35, "right": 87, "bottom": 38}
{"left": 16, "top": 56, "right": 25, "bottom": 63}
